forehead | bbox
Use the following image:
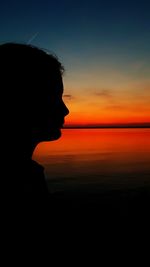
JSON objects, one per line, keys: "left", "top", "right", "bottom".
{"left": 45, "top": 72, "right": 64, "bottom": 95}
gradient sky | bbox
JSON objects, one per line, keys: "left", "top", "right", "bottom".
{"left": 0, "top": 0, "right": 150, "bottom": 126}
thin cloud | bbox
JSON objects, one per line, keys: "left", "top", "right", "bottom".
{"left": 94, "top": 89, "right": 113, "bottom": 98}
{"left": 64, "top": 94, "right": 72, "bottom": 98}
{"left": 105, "top": 104, "right": 125, "bottom": 110}
{"left": 63, "top": 94, "right": 74, "bottom": 100}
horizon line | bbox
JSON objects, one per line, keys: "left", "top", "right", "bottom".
{"left": 64, "top": 122, "right": 150, "bottom": 129}
{"left": 64, "top": 126, "right": 150, "bottom": 129}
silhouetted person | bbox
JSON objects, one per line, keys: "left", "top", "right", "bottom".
{"left": 0, "top": 43, "right": 69, "bottom": 203}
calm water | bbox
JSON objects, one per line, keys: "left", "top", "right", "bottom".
{"left": 33, "top": 129, "right": 150, "bottom": 193}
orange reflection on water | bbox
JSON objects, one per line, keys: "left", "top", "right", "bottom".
{"left": 33, "top": 129, "right": 150, "bottom": 175}
{"left": 33, "top": 128, "right": 150, "bottom": 157}
{"left": 33, "top": 129, "right": 150, "bottom": 191}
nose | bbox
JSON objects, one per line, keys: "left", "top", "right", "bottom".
{"left": 63, "top": 102, "right": 69, "bottom": 116}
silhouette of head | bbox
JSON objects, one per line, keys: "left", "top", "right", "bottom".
{"left": 0, "top": 43, "right": 69, "bottom": 157}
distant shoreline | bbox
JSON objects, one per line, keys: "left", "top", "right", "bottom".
{"left": 64, "top": 125, "right": 150, "bottom": 129}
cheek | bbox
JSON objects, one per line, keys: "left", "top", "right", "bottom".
{"left": 37, "top": 97, "right": 64, "bottom": 123}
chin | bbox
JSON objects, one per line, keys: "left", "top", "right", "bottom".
{"left": 48, "top": 128, "right": 62, "bottom": 141}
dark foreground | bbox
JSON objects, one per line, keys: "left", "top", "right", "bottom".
{"left": 48, "top": 185, "right": 150, "bottom": 244}
{"left": 9, "top": 184, "right": 150, "bottom": 228}
{"left": 49, "top": 185, "right": 150, "bottom": 220}
{"left": 4, "top": 185, "right": 150, "bottom": 257}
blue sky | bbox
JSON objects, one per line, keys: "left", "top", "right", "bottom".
{"left": 1, "top": 0, "right": 149, "bottom": 57}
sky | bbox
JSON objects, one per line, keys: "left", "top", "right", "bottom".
{"left": 0, "top": 0, "right": 150, "bottom": 126}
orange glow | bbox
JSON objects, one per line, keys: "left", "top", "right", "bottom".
{"left": 64, "top": 111, "right": 150, "bottom": 127}
{"left": 63, "top": 77, "right": 150, "bottom": 127}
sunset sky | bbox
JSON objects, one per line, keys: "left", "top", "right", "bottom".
{"left": 0, "top": 0, "right": 150, "bottom": 126}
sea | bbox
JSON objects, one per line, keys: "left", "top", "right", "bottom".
{"left": 33, "top": 128, "right": 150, "bottom": 194}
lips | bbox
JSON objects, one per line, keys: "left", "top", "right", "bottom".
{"left": 47, "top": 118, "right": 65, "bottom": 130}
{"left": 59, "top": 120, "right": 65, "bottom": 128}
{"left": 54, "top": 120, "right": 65, "bottom": 128}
